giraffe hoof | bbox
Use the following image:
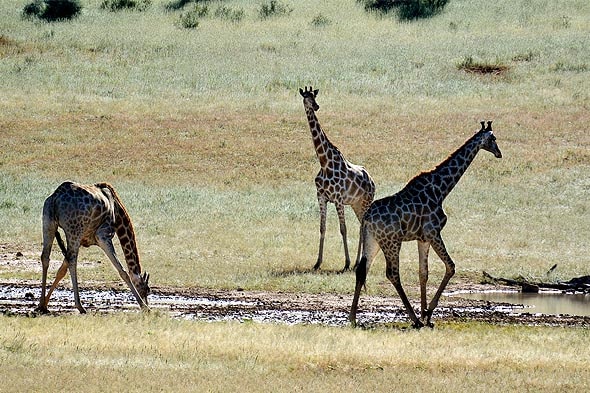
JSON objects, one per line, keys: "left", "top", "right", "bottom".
{"left": 35, "top": 305, "right": 49, "bottom": 314}
{"left": 411, "top": 321, "right": 425, "bottom": 329}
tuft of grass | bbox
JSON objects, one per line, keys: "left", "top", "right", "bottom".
{"left": 259, "top": 0, "right": 293, "bottom": 19}
{"left": 310, "top": 13, "right": 332, "bottom": 27}
{"left": 214, "top": 5, "right": 245, "bottom": 23}
{"left": 457, "top": 56, "right": 509, "bottom": 75}
{"left": 100, "top": 0, "right": 151, "bottom": 12}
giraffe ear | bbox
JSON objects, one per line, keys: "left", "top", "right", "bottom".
{"left": 299, "top": 88, "right": 304, "bottom": 97}
{"left": 314, "top": 89, "right": 319, "bottom": 96}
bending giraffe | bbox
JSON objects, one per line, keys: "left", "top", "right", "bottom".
{"left": 37, "top": 181, "right": 150, "bottom": 314}
{"left": 300, "top": 86, "right": 375, "bottom": 271}
{"left": 350, "top": 121, "right": 502, "bottom": 328}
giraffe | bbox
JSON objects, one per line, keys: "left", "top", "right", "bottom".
{"left": 37, "top": 181, "right": 150, "bottom": 314}
{"left": 300, "top": 86, "right": 376, "bottom": 271}
{"left": 350, "top": 121, "right": 502, "bottom": 328}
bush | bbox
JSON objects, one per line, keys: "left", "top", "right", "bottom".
{"left": 22, "top": 0, "right": 82, "bottom": 21}
{"left": 179, "top": 5, "right": 208, "bottom": 28}
{"left": 358, "top": 0, "right": 449, "bottom": 21}
{"left": 397, "top": 0, "right": 449, "bottom": 20}
{"left": 100, "top": 0, "right": 151, "bottom": 12}
{"left": 259, "top": 0, "right": 293, "bottom": 19}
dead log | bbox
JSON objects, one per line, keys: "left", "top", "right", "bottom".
{"left": 482, "top": 271, "right": 590, "bottom": 293}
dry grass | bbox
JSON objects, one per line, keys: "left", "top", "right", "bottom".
{"left": 0, "top": 1, "right": 589, "bottom": 391}
{"left": 1, "top": 312, "right": 589, "bottom": 392}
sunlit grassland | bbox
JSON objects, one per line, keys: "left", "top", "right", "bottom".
{"left": 1, "top": 312, "right": 589, "bottom": 392}
{"left": 1, "top": 1, "right": 589, "bottom": 391}
{"left": 1, "top": 0, "right": 589, "bottom": 294}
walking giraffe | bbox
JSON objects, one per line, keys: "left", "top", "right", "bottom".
{"left": 300, "top": 86, "right": 375, "bottom": 271}
{"left": 37, "top": 181, "right": 150, "bottom": 313}
{"left": 350, "top": 121, "right": 502, "bottom": 328}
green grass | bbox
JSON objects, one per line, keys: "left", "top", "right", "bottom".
{"left": 0, "top": 1, "right": 589, "bottom": 390}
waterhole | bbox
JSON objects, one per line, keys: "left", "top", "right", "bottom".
{"left": 455, "top": 291, "right": 590, "bottom": 317}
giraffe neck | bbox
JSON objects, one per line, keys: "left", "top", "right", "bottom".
{"left": 114, "top": 204, "right": 142, "bottom": 276}
{"left": 98, "top": 183, "right": 142, "bottom": 275}
{"left": 305, "top": 106, "right": 336, "bottom": 169}
{"left": 430, "top": 133, "right": 482, "bottom": 200}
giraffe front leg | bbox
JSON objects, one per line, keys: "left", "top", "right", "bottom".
{"left": 313, "top": 196, "right": 327, "bottom": 270}
{"left": 335, "top": 203, "right": 351, "bottom": 271}
{"left": 97, "top": 236, "right": 149, "bottom": 310}
{"left": 425, "top": 235, "right": 456, "bottom": 327}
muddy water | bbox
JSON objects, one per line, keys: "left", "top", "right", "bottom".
{"left": 454, "top": 291, "right": 590, "bottom": 317}
{"left": 2, "top": 282, "right": 590, "bottom": 327}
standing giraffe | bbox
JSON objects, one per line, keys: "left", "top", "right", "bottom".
{"left": 37, "top": 181, "right": 150, "bottom": 314}
{"left": 300, "top": 86, "right": 375, "bottom": 271}
{"left": 350, "top": 121, "right": 502, "bottom": 328}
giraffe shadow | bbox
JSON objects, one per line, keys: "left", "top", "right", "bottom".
{"left": 270, "top": 267, "right": 352, "bottom": 277}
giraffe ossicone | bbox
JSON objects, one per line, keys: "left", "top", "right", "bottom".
{"left": 37, "top": 181, "right": 150, "bottom": 314}
{"left": 300, "top": 86, "right": 375, "bottom": 271}
{"left": 350, "top": 120, "right": 502, "bottom": 328}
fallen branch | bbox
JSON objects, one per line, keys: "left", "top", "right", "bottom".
{"left": 482, "top": 271, "right": 590, "bottom": 293}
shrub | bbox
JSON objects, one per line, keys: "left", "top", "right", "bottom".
{"left": 397, "top": 0, "right": 449, "bottom": 20}
{"left": 358, "top": 0, "right": 449, "bottom": 21}
{"left": 22, "top": 0, "right": 82, "bottom": 21}
{"left": 259, "top": 0, "right": 293, "bottom": 19}
{"left": 179, "top": 5, "right": 208, "bottom": 28}
{"left": 100, "top": 0, "right": 151, "bottom": 12}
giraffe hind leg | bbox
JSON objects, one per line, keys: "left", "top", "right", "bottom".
{"left": 38, "top": 207, "right": 58, "bottom": 313}
{"left": 417, "top": 241, "right": 431, "bottom": 324}
{"left": 349, "top": 229, "right": 380, "bottom": 327}
{"left": 42, "top": 259, "right": 69, "bottom": 311}
{"left": 383, "top": 245, "right": 423, "bottom": 329}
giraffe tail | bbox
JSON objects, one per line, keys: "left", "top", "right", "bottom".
{"left": 54, "top": 230, "right": 67, "bottom": 257}
{"left": 355, "top": 256, "right": 368, "bottom": 290}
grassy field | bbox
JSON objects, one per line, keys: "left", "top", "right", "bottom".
{"left": 1, "top": 0, "right": 589, "bottom": 390}
{"left": 1, "top": 312, "right": 589, "bottom": 392}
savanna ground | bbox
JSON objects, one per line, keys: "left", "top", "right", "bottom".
{"left": 1, "top": 0, "right": 589, "bottom": 391}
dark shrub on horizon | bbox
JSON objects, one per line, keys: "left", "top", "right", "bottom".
{"left": 22, "top": 0, "right": 82, "bottom": 22}
{"left": 358, "top": 0, "right": 449, "bottom": 21}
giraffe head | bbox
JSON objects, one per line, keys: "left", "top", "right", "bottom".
{"left": 137, "top": 272, "right": 150, "bottom": 304}
{"left": 299, "top": 86, "right": 320, "bottom": 111}
{"left": 135, "top": 272, "right": 150, "bottom": 304}
{"left": 477, "top": 120, "right": 502, "bottom": 158}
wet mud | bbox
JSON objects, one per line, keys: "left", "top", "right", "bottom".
{"left": 1, "top": 280, "right": 589, "bottom": 328}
